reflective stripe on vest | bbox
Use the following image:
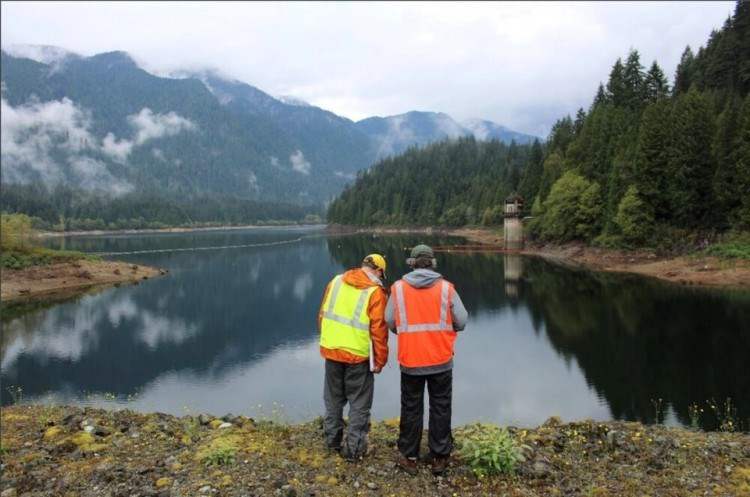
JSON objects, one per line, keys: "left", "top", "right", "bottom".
{"left": 393, "top": 279, "right": 456, "bottom": 368}
{"left": 393, "top": 279, "right": 452, "bottom": 333}
{"left": 320, "top": 275, "right": 376, "bottom": 357}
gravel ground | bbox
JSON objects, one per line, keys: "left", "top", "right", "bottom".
{"left": 2, "top": 404, "right": 749, "bottom": 496}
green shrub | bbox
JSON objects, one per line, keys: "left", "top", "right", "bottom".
{"left": 455, "top": 423, "right": 531, "bottom": 478}
{"left": 704, "top": 232, "right": 750, "bottom": 259}
{"left": 199, "top": 440, "right": 238, "bottom": 466}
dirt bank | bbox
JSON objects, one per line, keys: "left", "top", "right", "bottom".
{"left": 1, "top": 404, "right": 748, "bottom": 497}
{"left": 1, "top": 259, "right": 165, "bottom": 305}
{"left": 372, "top": 227, "right": 750, "bottom": 291}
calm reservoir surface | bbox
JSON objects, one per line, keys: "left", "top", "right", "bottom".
{"left": 2, "top": 226, "right": 749, "bottom": 430}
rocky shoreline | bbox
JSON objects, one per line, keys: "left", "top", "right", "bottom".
{"left": 2, "top": 404, "right": 749, "bottom": 496}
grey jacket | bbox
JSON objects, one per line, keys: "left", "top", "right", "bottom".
{"left": 385, "top": 269, "right": 468, "bottom": 374}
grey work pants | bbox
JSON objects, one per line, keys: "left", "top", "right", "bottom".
{"left": 323, "top": 359, "right": 374, "bottom": 457}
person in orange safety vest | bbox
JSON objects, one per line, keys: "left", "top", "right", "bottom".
{"left": 319, "top": 254, "right": 389, "bottom": 461}
{"left": 385, "top": 244, "right": 468, "bottom": 476}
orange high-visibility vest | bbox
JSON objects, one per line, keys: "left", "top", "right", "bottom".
{"left": 392, "top": 279, "right": 457, "bottom": 368}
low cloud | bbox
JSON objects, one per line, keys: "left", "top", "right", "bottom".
{"left": 373, "top": 115, "right": 416, "bottom": 158}
{"left": 462, "top": 118, "right": 491, "bottom": 140}
{"left": 102, "top": 108, "right": 197, "bottom": 161}
{"left": 130, "top": 108, "right": 196, "bottom": 145}
{"left": 333, "top": 170, "right": 356, "bottom": 180}
{"left": 69, "top": 156, "right": 134, "bottom": 196}
{"left": 1, "top": 96, "right": 197, "bottom": 195}
{"left": 1, "top": 96, "right": 97, "bottom": 186}
{"left": 290, "top": 150, "right": 311, "bottom": 175}
{"left": 433, "top": 113, "right": 465, "bottom": 138}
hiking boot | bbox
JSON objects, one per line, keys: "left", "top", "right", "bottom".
{"left": 397, "top": 453, "right": 418, "bottom": 475}
{"left": 341, "top": 444, "right": 374, "bottom": 462}
{"left": 431, "top": 456, "right": 448, "bottom": 475}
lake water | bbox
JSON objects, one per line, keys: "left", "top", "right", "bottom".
{"left": 2, "top": 226, "right": 749, "bottom": 431}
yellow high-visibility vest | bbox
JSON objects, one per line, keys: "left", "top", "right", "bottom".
{"left": 320, "top": 275, "right": 376, "bottom": 358}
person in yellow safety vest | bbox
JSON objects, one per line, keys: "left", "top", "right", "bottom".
{"left": 385, "top": 244, "right": 468, "bottom": 476}
{"left": 318, "top": 253, "right": 389, "bottom": 461}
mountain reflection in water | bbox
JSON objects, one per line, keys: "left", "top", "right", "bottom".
{"left": 2, "top": 227, "right": 748, "bottom": 431}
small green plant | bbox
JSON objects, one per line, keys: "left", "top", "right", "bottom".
{"left": 254, "top": 402, "right": 289, "bottom": 434}
{"left": 651, "top": 398, "right": 664, "bottom": 425}
{"left": 199, "top": 440, "right": 238, "bottom": 466}
{"left": 455, "top": 423, "right": 531, "bottom": 478}
{"left": 707, "top": 397, "right": 739, "bottom": 432}
{"left": 5, "top": 385, "right": 23, "bottom": 405}
{"left": 688, "top": 402, "right": 704, "bottom": 430}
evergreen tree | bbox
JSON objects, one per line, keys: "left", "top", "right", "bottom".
{"left": 634, "top": 100, "right": 673, "bottom": 220}
{"left": 735, "top": 92, "right": 750, "bottom": 228}
{"left": 666, "top": 88, "right": 717, "bottom": 228}
{"left": 673, "top": 46, "right": 695, "bottom": 98}
{"left": 644, "top": 61, "right": 670, "bottom": 103}
{"left": 517, "top": 139, "right": 545, "bottom": 204}
{"left": 573, "top": 108, "right": 587, "bottom": 135}
{"left": 606, "top": 58, "right": 628, "bottom": 107}
{"left": 712, "top": 97, "right": 743, "bottom": 228}
{"left": 622, "top": 49, "right": 646, "bottom": 109}
{"left": 547, "top": 115, "right": 576, "bottom": 155}
{"left": 592, "top": 83, "right": 608, "bottom": 109}
{"left": 736, "top": 0, "right": 750, "bottom": 95}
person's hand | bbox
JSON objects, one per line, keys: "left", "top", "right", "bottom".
{"left": 372, "top": 365, "right": 382, "bottom": 374}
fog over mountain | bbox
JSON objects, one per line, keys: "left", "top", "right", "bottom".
{"left": 1, "top": 45, "right": 539, "bottom": 205}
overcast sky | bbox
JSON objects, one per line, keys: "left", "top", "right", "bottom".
{"left": 1, "top": 1, "right": 737, "bottom": 138}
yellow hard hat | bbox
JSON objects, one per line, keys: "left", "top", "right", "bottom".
{"left": 364, "top": 254, "right": 387, "bottom": 278}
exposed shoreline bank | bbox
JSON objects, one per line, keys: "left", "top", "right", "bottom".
{"left": 3, "top": 224, "right": 748, "bottom": 305}
{"left": 359, "top": 226, "right": 750, "bottom": 291}
{"left": 1, "top": 259, "right": 165, "bottom": 305}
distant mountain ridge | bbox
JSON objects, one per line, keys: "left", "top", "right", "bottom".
{"left": 0, "top": 45, "right": 540, "bottom": 205}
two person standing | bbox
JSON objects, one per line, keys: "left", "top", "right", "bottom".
{"left": 318, "top": 245, "right": 468, "bottom": 474}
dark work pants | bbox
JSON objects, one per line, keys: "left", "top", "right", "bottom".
{"left": 323, "top": 359, "right": 374, "bottom": 457}
{"left": 398, "top": 370, "right": 453, "bottom": 459}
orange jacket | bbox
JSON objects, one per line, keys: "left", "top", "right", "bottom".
{"left": 318, "top": 268, "right": 389, "bottom": 369}
{"left": 392, "top": 278, "right": 457, "bottom": 370}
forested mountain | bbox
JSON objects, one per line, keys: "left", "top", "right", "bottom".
{"left": 328, "top": 136, "right": 542, "bottom": 227}
{"left": 0, "top": 46, "right": 535, "bottom": 229}
{"left": 329, "top": 0, "right": 750, "bottom": 248}
{"left": 356, "top": 112, "right": 537, "bottom": 160}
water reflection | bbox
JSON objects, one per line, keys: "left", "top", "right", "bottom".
{"left": 504, "top": 253, "right": 524, "bottom": 300}
{"left": 2, "top": 229, "right": 749, "bottom": 431}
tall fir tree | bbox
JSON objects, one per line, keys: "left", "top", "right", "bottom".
{"left": 644, "top": 61, "right": 670, "bottom": 103}
{"left": 673, "top": 46, "right": 696, "bottom": 98}
{"left": 666, "top": 88, "right": 717, "bottom": 228}
{"left": 634, "top": 100, "right": 673, "bottom": 221}
{"left": 622, "top": 49, "right": 646, "bottom": 109}
{"left": 712, "top": 97, "right": 743, "bottom": 228}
